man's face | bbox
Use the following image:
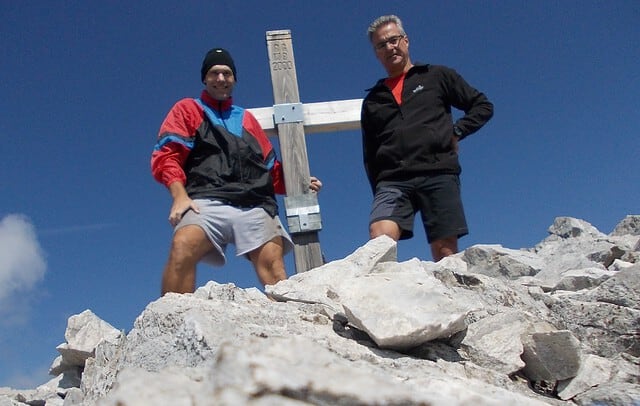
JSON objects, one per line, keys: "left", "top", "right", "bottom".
{"left": 203, "top": 65, "right": 235, "bottom": 100}
{"left": 371, "top": 22, "right": 410, "bottom": 77}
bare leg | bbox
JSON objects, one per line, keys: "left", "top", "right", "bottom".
{"left": 369, "top": 219, "right": 402, "bottom": 241}
{"left": 161, "top": 225, "right": 214, "bottom": 295}
{"left": 248, "top": 237, "right": 287, "bottom": 287}
{"left": 430, "top": 235, "right": 458, "bottom": 262}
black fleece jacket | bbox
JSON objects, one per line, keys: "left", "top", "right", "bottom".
{"left": 361, "top": 63, "right": 493, "bottom": 192}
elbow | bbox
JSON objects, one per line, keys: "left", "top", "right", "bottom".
{"left": 483, "top": 101, "right": 495, "bottom": 121}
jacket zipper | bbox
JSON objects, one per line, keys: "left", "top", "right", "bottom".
{"left": 218, "top": 101, "right": 245, "bottom": 188}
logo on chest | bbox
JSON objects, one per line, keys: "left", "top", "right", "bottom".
{"left": 411, "top": 84, "right": 424, "bottom": 94}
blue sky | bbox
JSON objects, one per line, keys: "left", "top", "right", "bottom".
{"left": 1, "top": 0, "right": 638, "bottom": 388}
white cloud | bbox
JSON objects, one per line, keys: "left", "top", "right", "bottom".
{"left": 0, "top": 214, "right": 47, "bottom": 303}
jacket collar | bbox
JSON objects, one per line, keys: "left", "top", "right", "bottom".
{"left": 367, "top": 63, "right": 431, "bottom": 91}
{"left": 200, "top": 90, "right": 233, "bottom": 111}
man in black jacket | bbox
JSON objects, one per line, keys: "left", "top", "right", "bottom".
{"left": 361, "top": 15, "right": 493, "bottom": 261}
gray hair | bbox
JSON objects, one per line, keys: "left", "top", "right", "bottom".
{"left": 367, "top": 15, "right": 406, "bottom": 41}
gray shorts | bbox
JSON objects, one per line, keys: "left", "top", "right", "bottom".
{"left": 175, "top": 199, "right": 294, "bottom": 266}
{"left": 370, "top": 174, "right": 468, "bottom": 243}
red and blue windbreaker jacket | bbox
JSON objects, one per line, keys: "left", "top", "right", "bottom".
{"left": 151, "top": 91, "right": 285, "bottom": 217}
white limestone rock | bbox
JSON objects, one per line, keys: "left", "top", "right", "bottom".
{"left": 546, "top": 217, "right": 607, "bottom": 240}
{"left": 610, "top": 215, "right": 640, "bottom": 236}
{"left": 556, "top": 354, "right": 614, "bottom": 400}
{"left": 94, "top": 366, "right": 212, "bottom": 406}
{"left": 521, "top": 330, "right": 582, "bottom": 381}
{"left": 265, "top": 235, "right": 397, "bottom": 310}
{"left": 459, "top": 310, "right": 528, "bottom": 375}
{"left": 462, "top": 244, "right": 545, "bottom": 278}
{"left": 55, "top": 310, "right": 122, "bottom": 367}
{"left": 207, "top": 335, "right": 551, "bottom": 406}
{"left": 608, "top": 258, "right": 635, "bottom": 271}
{"left": 549, "top": 267, "right": 616, "bottom": 292}
{"left": 340, "top": 259, "right": 473, "bottom": 349}
{"left": 544, "top": 295, "right": 640, "bottom": 358}
{"left": 580, "top": 264, "right": 640, "bottom": 310}
{"left": 62, "top": 387, "right": 84, "bottom": 405}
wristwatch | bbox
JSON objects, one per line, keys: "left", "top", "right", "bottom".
{"left": 453, "top": 126, "right": 463, "bottom": 138}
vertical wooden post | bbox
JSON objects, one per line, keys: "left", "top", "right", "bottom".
{"left": 266, "top": 30, "right": 323, "bottom": 273}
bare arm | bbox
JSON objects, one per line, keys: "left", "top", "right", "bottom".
{"left": 167, "top": 181, "right": 200, "bottom": 227}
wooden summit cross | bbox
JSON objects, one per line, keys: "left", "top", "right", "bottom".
{"left": 247, "top": 30, "right": 362, "bottom": 273}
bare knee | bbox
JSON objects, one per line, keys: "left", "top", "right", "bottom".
{"left": 430, "top": 236, "right": 458, "bottom": 262}
{"left": 161, "top": 226, "right": 210, "bottom": 295}
{"left": 250, "top": 238, "right": 287, "bottom": 286}
{"left": 370, "top": 220, "right": 401, "bottom": 241}
{"left": 257, "top": 257, "right": 286, "bottom": 286}
{"left": 168, "top": 232, "right": 199, "bottom": 265}
{"left": 261, "top": 256, "right": 286, "bottom": 283}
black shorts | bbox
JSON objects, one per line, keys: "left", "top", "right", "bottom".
{"left": 369, "top": 174, "right": 468, "bottom": 243}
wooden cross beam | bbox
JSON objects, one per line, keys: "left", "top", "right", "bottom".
{"left": 247, "top": 30, "right": 362, "bottom": 274}
{"left": 248, "top": 98, "right": 363, "bottom": 137}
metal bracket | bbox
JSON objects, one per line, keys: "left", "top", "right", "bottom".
{"left": 273, "top": 102, "right": 304, "bottom": 125}
{"left": 284, "top": 193, "right": 322, "bottom": 233}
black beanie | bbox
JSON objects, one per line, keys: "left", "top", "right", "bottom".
{"left": 200, "top": 48, "right": 237, "bottom": 82}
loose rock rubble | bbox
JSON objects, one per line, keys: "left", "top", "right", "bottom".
{"left": 1, "top": 215, "right": 638, "bottom": 405}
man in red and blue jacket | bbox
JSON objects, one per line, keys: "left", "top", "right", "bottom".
{"left": 151, "top": 48, "right": 322, "bottom": 295}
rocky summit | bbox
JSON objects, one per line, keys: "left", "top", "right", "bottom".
{"left": 1, "top": 215, "right": 639, "bottom": 406}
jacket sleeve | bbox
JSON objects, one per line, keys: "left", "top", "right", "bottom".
{"left": 242, "top": 110, "right": 286, "bottom": 195}
{"left": 361, "top": 99, "right": 379, "bottom": 195}
{"left": 442, "top": 67, "right": 494, "bottom": 139}
{"left": 150, "top": 99, "right": 201, "bottom": 187}
{"left": 269, "top": 159, "right": 286, "bottom": 195}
